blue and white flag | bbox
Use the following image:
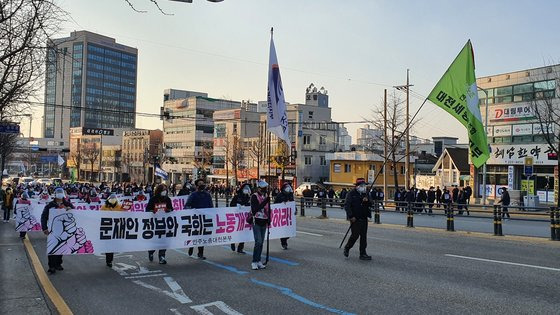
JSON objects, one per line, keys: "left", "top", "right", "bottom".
{"left": 155, "top": 164, "right": 168, "bottom": 180}
{"left": 266, "top": 29, "right": 290, "bottom": 144}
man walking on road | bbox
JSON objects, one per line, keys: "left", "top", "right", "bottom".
{"left": 498, "top": 187, "right": 511, "bottom": 219}
{"left": 343, "top": 178, "right": 372, "bottom": 261}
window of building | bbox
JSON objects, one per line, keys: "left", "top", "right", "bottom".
{"left": 512, "top": 135, "right": 532, "bottom": 143}
{"left": 320, "top": 156, "right": 326, "bottom": 166}
{"left": 308, "top": 111, "right": 314, "bottom": 119}
{"left": 319, "top": 136, "right": 326, "bottom": 145}
{"left": 305, "top": 156, "right": 312, "bottom": 165}
{"left": 344, "top": 164, "right": 351, "bottom": 173}
{"left": 333, "top": 163, "right": 341, "bottom": 173}
{"left": 369, "top": 164, "right": 376, "bottom": 171}
{"left": 400, "top": 165, "right": 405, "bottom": 175}
{"left": 303, "top": 134, "right": 311, "bottom": 145}
{"left": 304, "top": 177, "right": 311, "bottom": 182}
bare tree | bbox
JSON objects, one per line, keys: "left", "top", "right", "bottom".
{"left": 272, "top": 141, "right": 290, "bottom": 182}
{"left": 0, "top": 133, "right": 18, "bottom": 175}
{"left": 224, "top": 134, "right": 244, "bottom": 186}
{"left": 192, "top": 142, "right": 213, "bottom": 180}
{"left": 530, "top": 70, "right": 560, "bottom": 206}
{"left": 366, "top": 92, "right": 418, "bottom": 191}
{"left": 69, "top": 143, "right": 82, "bottom": 181}
{"left": 0, "top": 0, "right": 65, "bottom": 118}
{"left": 247, "top": 132, "right": 265, "bottom": 181}
{"left": 81, "top": 141, "right": 99, "bottom": 182}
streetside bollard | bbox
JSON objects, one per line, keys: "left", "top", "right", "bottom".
{"left": 493, "top": 205, "right": 499, "bottom": 236}
{"left": 496, "top": 205, "right": 504, "bottom": 236}
{"left": 447, "top": 204, "right": 455, "bottom": 232}
{"left": 374, "top": 201, "right": 381, "bottom": 224}
{"left": 555, "top": 207, "right": 560, "bottom": 241}
{"left": 320, "top": 198, "right": 328, "bottom": 218}
{"left": 407, "top": 202, "right": 414, "bottom": 228}
{"left": 300, "top": 197, "right": 305, "bottom": 217}
{"left": 550, "top": 207, "right": 557, "bottom": 241}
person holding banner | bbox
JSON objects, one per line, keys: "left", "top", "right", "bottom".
{"left": 14, "top": 191, "right": 32, "bottom": 239}
{"left": 146, "top": 184, "right": 173, "bottom": 264}
{"left": 275, "top": 183, "right": 294, "bottom": 250}
{"left": 85, "top": 189, "right": 101, "bottom": 204}
{"left": 101, "top": 194, "right": 123, "bottom": 267}
{"left": 229, "top": 183, "right": 252, "bottom": 254}
{"left": 185, "top": 179, "right": 212, "bottom": 260}
{"left": 343, "top": 178, "right": 372, "bottom": 261}
{"left": 41, "top": 188, "right": 75, "bottom": 275}
{"left": 250, "top": 180, "right": 271, "bottom": 270}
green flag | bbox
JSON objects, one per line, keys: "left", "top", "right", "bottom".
{"left": 428, "top": 40, "right": 489, "bottom": 168}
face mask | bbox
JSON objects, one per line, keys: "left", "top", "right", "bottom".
{"left": 243, "top": 188, "right": 251, "bottom": 195}
{"left": 198, "top": 185, "right": 206, "bottom": 191}
{"left": 161, "top": 191, "right": 168, "bottom": 197}
{"left": 108, "top": 198, "right": 118, "bottom": 204}
{"left": 357, "top": 186, "right": 366, "bottom": 194}
{"left": 284, "top": 187, "right": 293, "bottom": 193}
{"left": 55, "top": 193, "right": 65, "bottom": 199}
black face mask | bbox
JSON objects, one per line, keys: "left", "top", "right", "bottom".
{"left": 198, "top": 185, "right": 206, "bottom": 191}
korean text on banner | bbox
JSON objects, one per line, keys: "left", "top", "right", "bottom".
{"left": 427, "top": 40, "right": 489, "bottom": 168}
{"left": 45, "top": 202, "right": 296, "bottom": 255}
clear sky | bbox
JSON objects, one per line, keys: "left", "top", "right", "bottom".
{"left": 24, "top": 0, "right": 560, "bottom": 144}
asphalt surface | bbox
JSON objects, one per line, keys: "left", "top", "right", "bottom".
{"left": 16, "top": 216, "right": 560, "bottom": 315}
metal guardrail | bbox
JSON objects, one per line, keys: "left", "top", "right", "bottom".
{"left": 296, "top": 197, "right": 560, "bottom": 241}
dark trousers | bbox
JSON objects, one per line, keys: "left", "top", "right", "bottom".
{"left": 502, "top": 206, "right": 510, "bottom": 218}
{"left": 345, "top": 220, "right": 368, "bottom": 255}
{"left": 428, "top": 203, "right": 433, "bottom": 213}
{"left": 149, "top": 249, "right": 166, "bottom": 258}
{"left": 106, "top": 253, "right": 114, "bottom": 264}
{"left": 231, "top": 243, "right": 245, "bottom": 251}
{"left": 48, "top": 255, "right": 63, "bottom": 269}
{"left": 188, "top": 247, "right": 204, "bottom": 257}
{"left": 2, "top": 207, "right": 10, "bottom": 221}
{"left": 280, "top": 237, "right": 289, "bottom": 246}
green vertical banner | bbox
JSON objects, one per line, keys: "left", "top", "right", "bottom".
{"left": 428, "top": 40, "right": 489, "bottom": 168}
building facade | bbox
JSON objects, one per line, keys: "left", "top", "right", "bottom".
{"left": 43, "top": 31, "right": 137, "bottom": 146}
{"left": 121, "top": 129, "right": 163, "bottom": 184}
{"left": 476, "top": 65, "right": 559, "bottom": 203}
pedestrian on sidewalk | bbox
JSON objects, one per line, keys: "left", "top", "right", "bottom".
{"left": 41, "top": 188, "right": 75, "bottom": 275}
{"left": 230, "top": 183, "right": 251, "bottom": 254}
{"left": 14, "top": 191, "right": 32, "bottom": 239}
{"left": 146, "top": 184, "right": 173, "bottom": 264}
{"left": 275, "top": 182, "right": 294, "bottom": 250}
{"left": 250, "top": 180, "right": 271, "bottom": 270}
{"left": 498, "top": 187, "right": 511, "bottom": 219}
{"left": 436, "top": 186, "right": 442, "bottom": 208}
{"left": 185, "top": 179, "right": 212, "bottom": 260}
{"left": 2, "top": 186, "right": 14, "bottom": 222}
{"left": 101, "top": 194, "right": 124, "bottom": 267}
{"left": 427, "top": 187, "right": 435, "bottom": 214}
{"left": 343, "top": 178, "right": 372, "bottom": 261}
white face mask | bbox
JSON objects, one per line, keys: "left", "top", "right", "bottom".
{"left": 357, "top": 186, "right": 366, "bottom": 194}
{"left": 161, "top": 191, "right": 168, "bottom": 197}
{"left": 55, "top": 193, "right": 65, "bottom": 199}
{"left": 284, "top": 187, "right": 293, "bottom": 193}
{"left": 108, "top": 198, "right": 118, "bottom": 204}
{"left": 243, "top": 188, "right": 251, "bottom": 195}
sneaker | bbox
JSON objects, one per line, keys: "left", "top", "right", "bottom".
{"left": 197, "top": 254, "right": 206, "bottom": 260}
{"left": 359, "top": 254, "right": 372, "bottom": 261}
{"left": 236, "top": 250, "right": 246, "bottom": 254}
{"left": 281, "top": 244, "right": 288, "bottom": 250}
{"left": 148, "top": 252, "right": 154, "bottom": 262}
{"left": 188, "top": 248, "right": 194, "bottom": 256}
{"left": 257, "top": 262, "right": 266, "bottom": 269}
{"left": 343, "top": 247, "right": 349, "bottom": 257}
{"left": 230, "top": 244, "right": 236, "bottom": 251}
{"left": 47, "top": 268, "right": 56, "bottom": 275}
{"left": 251, "top": 262, "right": 259, "bottom": 270}
{"left": 159, "top": 257, "right": 167, "bottom": 265}
{"left": 55, "top": 266, "right": 64, "bottom": 271}
{"left": 106, "top": 262, "right": 112, "bottom": 268}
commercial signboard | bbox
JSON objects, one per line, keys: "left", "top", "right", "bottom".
{"left": 493, "top": 125, "right": 512, "bottom": 137}
{"left": 82, "top": 128, "right": 114, "bottom": 136}
{"left": 487, "top": 143, "right": 556, "bottom": 165}
{"left": 490, "top": 104, "right": 534, "bottom": 122}
{"left": 512, "top": 124, "right": 532, "bottom": 136}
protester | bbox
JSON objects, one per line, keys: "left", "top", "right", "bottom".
{"left": 250, "top": 180, "right": 270, "bottom": 270}
{"left": 146, "top": 184, "right": 173, "bottom": 264}
{"left": 427, "top": 186, "right": 436, "bottom": 214}
{"left": 229, "top": 183, "right": 251, "bottom": 254}
{"left": 14, "top": 191, "right": 31, "bottom": 239}
{"left": 275, "top": 182, "right": 294, "bottom": 250}
{"left": 101, "top": 194, "right": 123, "bottom": 267}
{"left": 41, "top": 188, "right": 75, "bottom": 275}
{"left": 134, "top": 190, "right": 147, "bottom": 202}
{"left": 343, "top": 178, "right": 372, "bottom": 260}
{"left": 436, "top": 186, "right": 442, "bottom": 208}
{"left": 498, "top": 187, "right": 511, "bottom": 219}
{"left": 184, "top": 179, "right": 213, "bottom": 260}
{"left": 2, "top": 186, "right": 14, "bottom": 222}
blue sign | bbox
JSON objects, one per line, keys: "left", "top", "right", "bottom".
{"left": 0, "top": 123, "right": 20, "bottom": 134}
{"left": 524, "top": 165, "right": 533, "bottom": 176}
{"left": 40, "top": 156, "right": 58, "bottom": 163}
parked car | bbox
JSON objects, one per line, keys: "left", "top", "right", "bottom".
{"left": 294, "top": 182, "right": 324, "bottom": 197}
{"left": 36, "top": 178, "right": 53, "bottom": 185}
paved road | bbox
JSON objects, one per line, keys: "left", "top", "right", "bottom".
{"left": 24, "top": 216, "right": 560, "bottom": 314}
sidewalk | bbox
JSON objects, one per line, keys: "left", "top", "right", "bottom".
{"left": 0, "top": 219, "right": 52, "bottom": 314}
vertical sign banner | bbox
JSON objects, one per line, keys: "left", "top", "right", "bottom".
{"left": 507, "top": 165, "right": 514, "bottom": 190}
{"left": 266, "top": 29, "right": 290, "bottom": 144}
{"left": 427, "top": 40, "right": 489, "bottom": 168}
{"left": 46, "top": 202, "right": 297, "bottom": 255}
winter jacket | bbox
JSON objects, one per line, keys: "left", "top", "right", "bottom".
{"left": 344, "top": 189, "right": 372, "bottom": 220}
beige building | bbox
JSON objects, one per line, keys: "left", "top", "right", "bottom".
{"left": 121, "top": 129, "right": 163, "bottom": 184}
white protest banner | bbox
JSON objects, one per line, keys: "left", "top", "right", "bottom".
{"left": 46, "top": 202, "right": 296, "bottom": 255}
{"left": 15, "top": 203, "right": 42, "bottom": 232}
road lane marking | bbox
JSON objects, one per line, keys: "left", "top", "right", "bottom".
{"left": 445, "top": 254, "right": 560, "bottom": 272}
{"left": 190, "top": 301, "right": 244, "bottom": 315}
{"left": 174, "top": 249, "right": 249, "bottom": 275}
{"left": 23, "top": 238, "right": 73, "bottom": 315}
{"left": 297, "top": 231, "right": 323, "bottom": 237}
{"left": 220, "top": 246, "right": 300, "bottom": 266}
{"left": 250, "top": 278, "right": 355, "bottom": 315}
{"left": 133, "top": 277, "right": 192, "bottom": 304}
{"left": 125, "top": 273, "right": 168, "bottom": 279}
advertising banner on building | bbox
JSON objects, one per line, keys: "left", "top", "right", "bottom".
{"left": 490, "top": 104, "right": 534, "bottom": 122}
{"left": 512, "top": 124, "right": 533, "bottom": 136}
{"left": 521, "top": 180, "right": 535, "bottom": 195}
{"left": 493, "top": 125, "right": 512, "bottom": 137}
{"left": 507, "top": 166, "right": 514, "bottom": 190}
{"left": 45, "top": 202, "right": 296, "bottom": 255}
{"left": 487, "top": 143, "right": 556, "bottom": 165}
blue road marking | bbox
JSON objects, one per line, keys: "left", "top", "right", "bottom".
{"left": 173, "top": 249, "right": 248, "bottom": 275}
{"left": 250, "top": 278, "right": 356, "bottom": 315}
{"left": 221, "top": 246, "right": 299, "bottom": 266}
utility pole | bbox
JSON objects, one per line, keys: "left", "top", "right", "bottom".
{"left": 394, "top": 69, "right": 413, "bottom": 189}
{"left": 383, "top": 89, "right": 388, "bottom": 200}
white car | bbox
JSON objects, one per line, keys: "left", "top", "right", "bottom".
{"left": 36, "top": 178, "right": 53, "bottom": 185}
{"left": 20, "top": 177, "right": 34, "bottom": 185}
{"left": 294, "top": 182, "right": 324, "bottom": 197}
